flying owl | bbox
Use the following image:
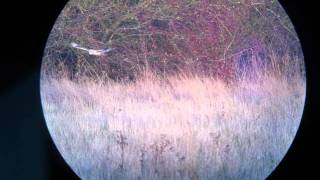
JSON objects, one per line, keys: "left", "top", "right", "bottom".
{"left": 70, "top": 42, "right": 115, "bottom": 56}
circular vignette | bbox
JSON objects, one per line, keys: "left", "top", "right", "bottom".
{"left": 40, "top": 0, "right": 306, "bottom": 179}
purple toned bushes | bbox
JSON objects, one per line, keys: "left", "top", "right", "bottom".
{"left": 43, "top": 0, "right": 303, "bottom": 83}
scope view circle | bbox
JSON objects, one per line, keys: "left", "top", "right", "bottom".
{"left": 40, "top": 0, "right": 306, "bottom": 179}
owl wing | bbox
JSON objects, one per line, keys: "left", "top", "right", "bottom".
{"left": 71, "top": 42, "right": 91, "bottom": 52}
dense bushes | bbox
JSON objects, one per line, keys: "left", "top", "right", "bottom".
{"left": 42, "top": 0, "right": 304, "bottom": 83}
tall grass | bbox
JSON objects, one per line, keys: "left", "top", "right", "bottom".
{"left": 41, "top": 67, "right": 305, "bottom": 179}
{"left": 40, "top": 0, "right": 305, "bottom": 179}
{"left": 43, "top": 0, "right": 302, "bottom": 84}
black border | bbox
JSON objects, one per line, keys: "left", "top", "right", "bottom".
{"left": 0, "top": 0, "right": 318, "bottom": 179}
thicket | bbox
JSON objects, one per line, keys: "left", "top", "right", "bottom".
{"left": 42, "top": 0, "right": 304, "bottom": 83}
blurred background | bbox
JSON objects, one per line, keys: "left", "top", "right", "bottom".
{"left": 0, "top": 0, "right": 318, "bottom": 179}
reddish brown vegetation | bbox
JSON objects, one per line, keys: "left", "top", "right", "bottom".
{"left": 42, "top": 0, "right": 303, "bottom": 84}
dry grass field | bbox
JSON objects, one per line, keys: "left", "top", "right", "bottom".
{"left": 40, "top": 0, "right": 306, "bottom": 179}
{"left": 41, "top": 71, "right": 305, "bottom": 180}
